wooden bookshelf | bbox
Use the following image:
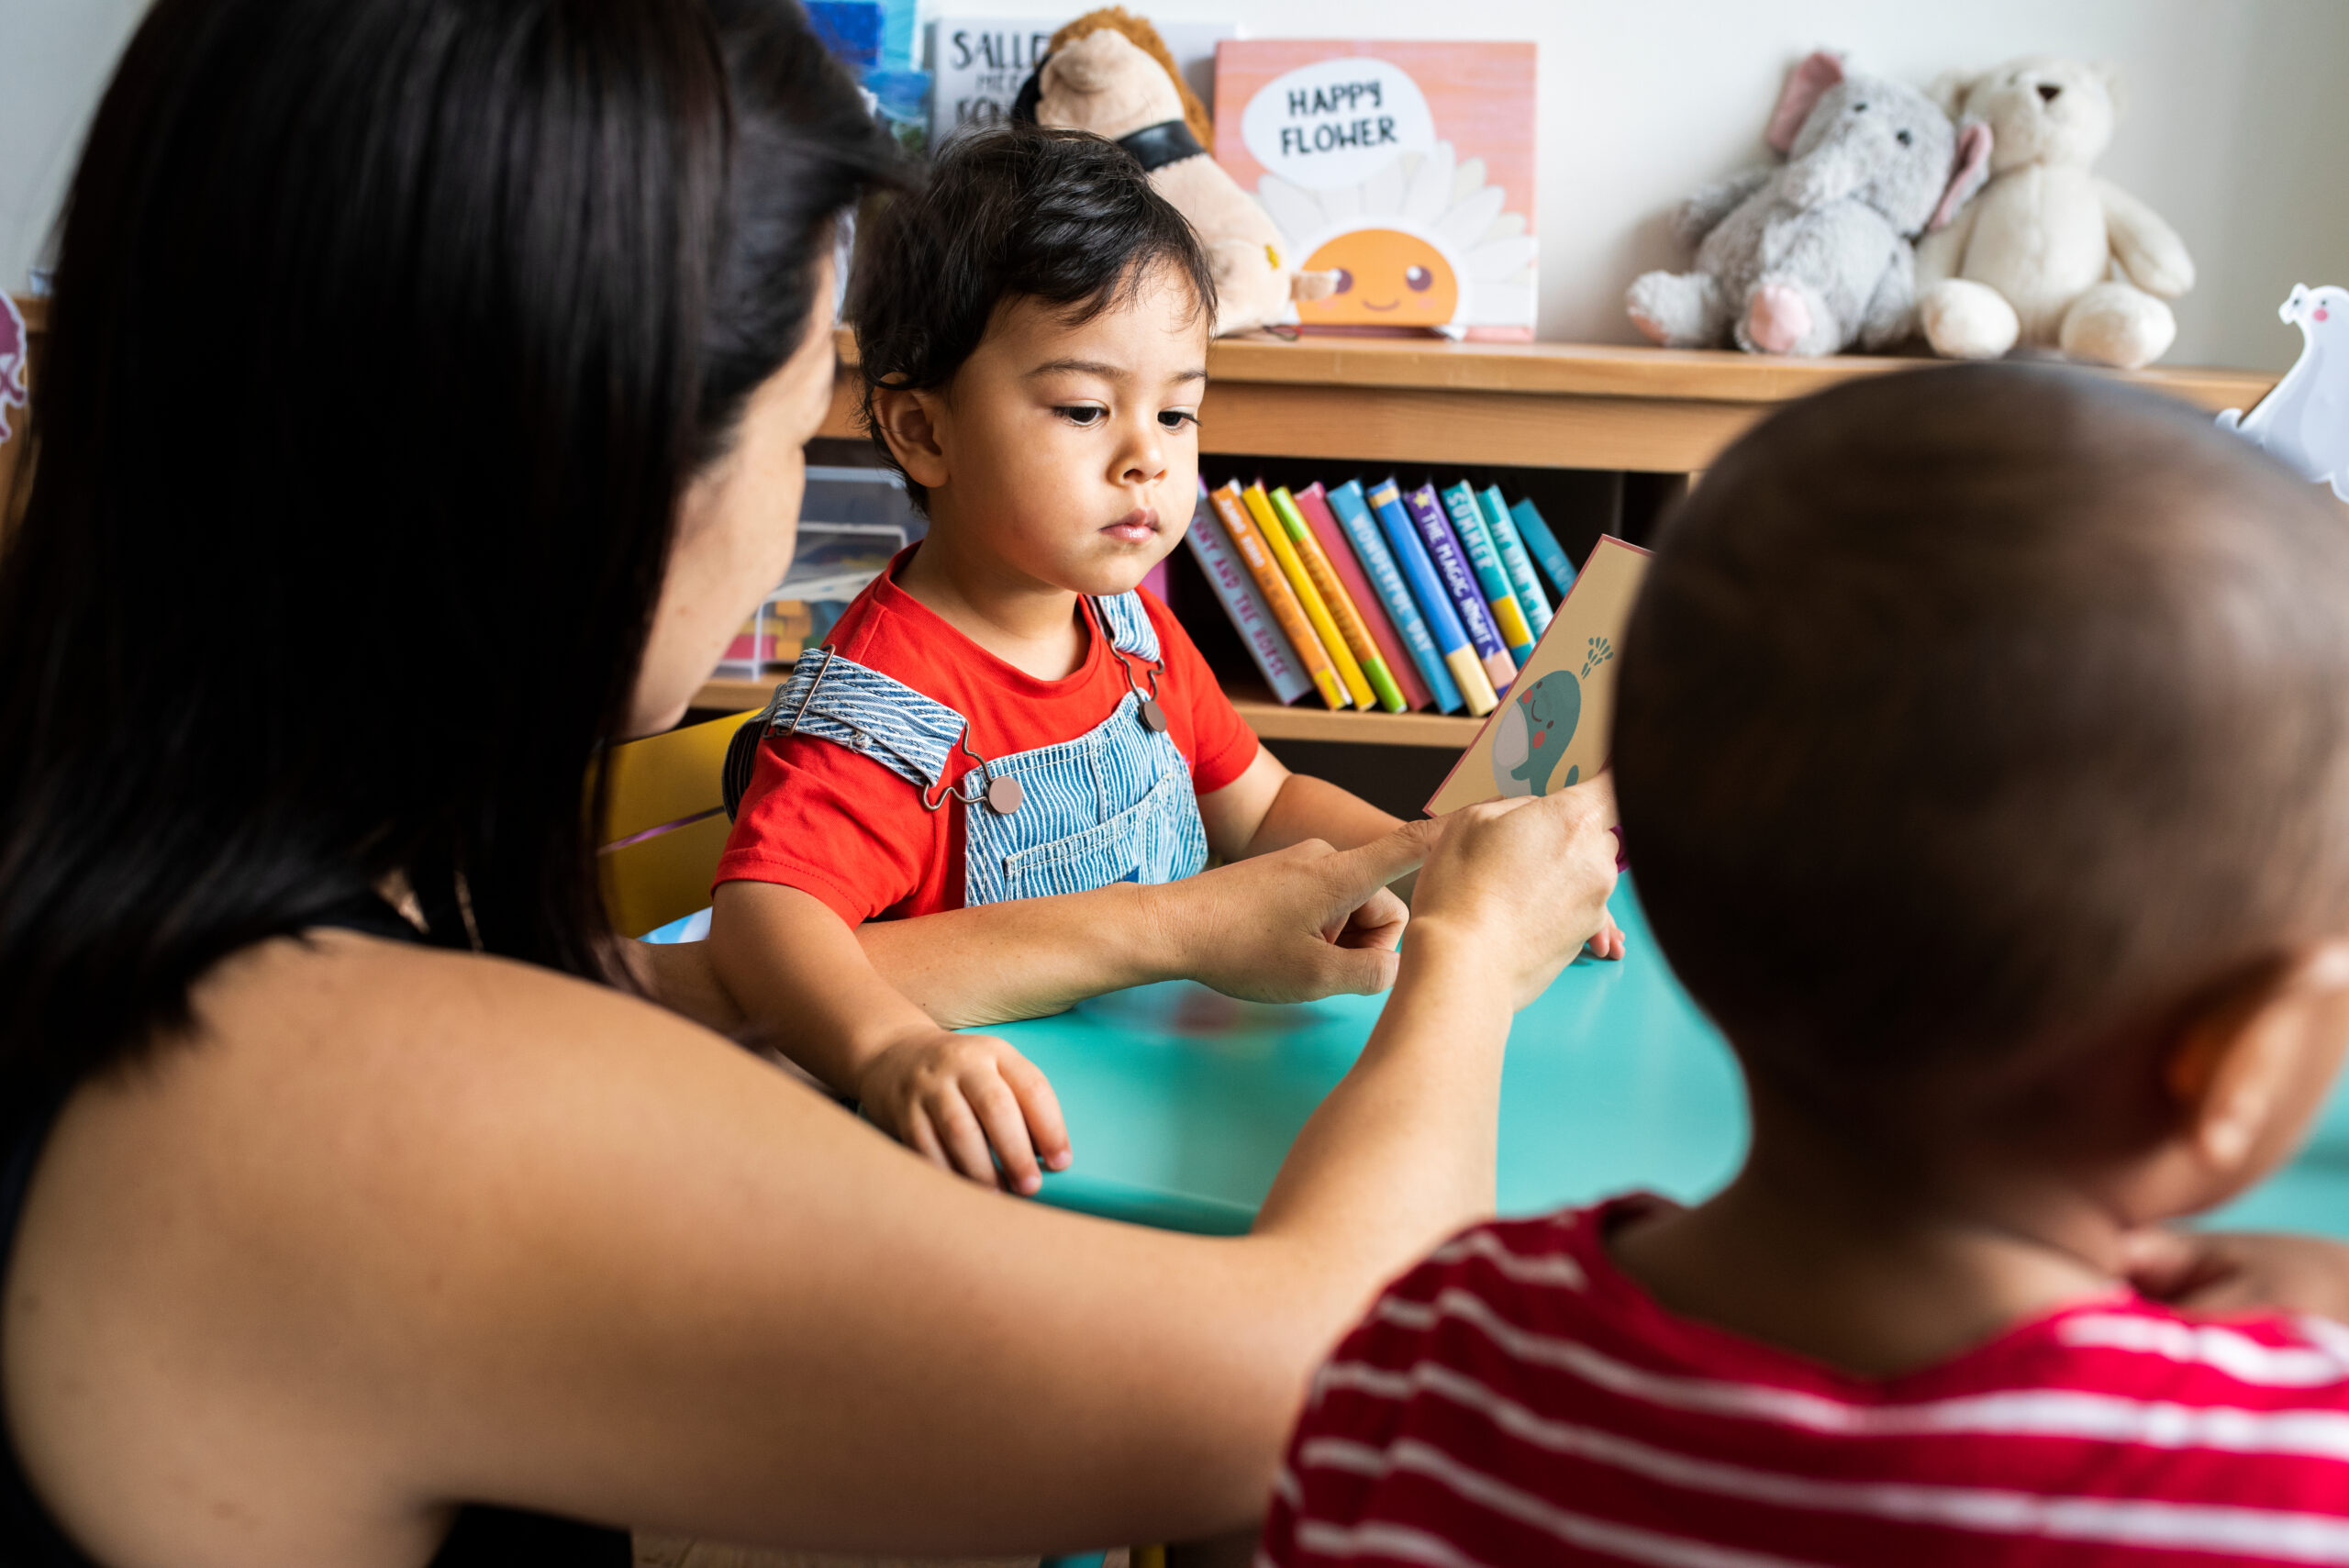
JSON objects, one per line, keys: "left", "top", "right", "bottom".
{"left": 0, "top": 299, "right": 2274, "bottom": 752}
{"left": 703, "top": 673, "right": 1485, "bottom": 746}
{"left": 747, "top": 331, "right": 2278, "bottom": 739}
{"left": 809, "top": 328, "right": 2275, "bottom": 470}
{"left": 696, "top": 673, "right": 778, "bottom": 715}
{"left": 1232, "top": 688, "right": 1482, "bottom": 746}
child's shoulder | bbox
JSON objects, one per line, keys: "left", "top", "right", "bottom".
{"left": 794, "top": 563, "right": 979, "bottom": 705}
{"left": 2011, "top": 1292, "right": 2349, "bottom": 1409}
{"left": 1339, "top": 1205, "right": 1610, "bottom": 1359}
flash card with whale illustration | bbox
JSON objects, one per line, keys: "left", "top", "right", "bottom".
{"left": 1424, "top": 535, "right": 1650, "bottom": 817}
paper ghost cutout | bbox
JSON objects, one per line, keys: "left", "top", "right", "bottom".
{"left": 2220, "top": 284, "right": 2349, "bottom": 502}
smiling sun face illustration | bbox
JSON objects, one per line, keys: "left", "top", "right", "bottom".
{"left": 1297, "top": 229, "right": 1459, "bottom": 327}
{"left": 1254, "top": 140, "right": 1537, "bottom": 334}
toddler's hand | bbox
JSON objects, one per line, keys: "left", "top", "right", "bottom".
{"left": 858, "top": 1029, "right": 1071, "bottom": 1195}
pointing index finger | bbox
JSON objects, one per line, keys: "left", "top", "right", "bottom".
{"left": 1330, "top": 816, "right": 1441, "bottom": 895}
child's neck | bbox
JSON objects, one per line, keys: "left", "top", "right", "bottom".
{"left": 895, "top": 521, "right": 1087, "bottom": 682}
{"left": 1608, "top": 1082, "right": 2129, "bottom": 1378}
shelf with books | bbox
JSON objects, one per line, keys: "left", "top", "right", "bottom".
{"left": 702, "top": 329, "right": 2281, "bottom": 742}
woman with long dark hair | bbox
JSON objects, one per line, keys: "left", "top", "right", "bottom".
{"left": 0, "top": 1, "right": 1620, "bottom": 1561}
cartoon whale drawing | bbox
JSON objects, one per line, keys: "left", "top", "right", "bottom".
{"left": 1489, "top": 670, "right": 1582, "bottom": 798}
{"left": 2219, "top": 284, "right": 2349, "bottom": 502}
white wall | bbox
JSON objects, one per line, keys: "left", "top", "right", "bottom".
{"left": 0, "top": 0, "right": 148, "bottom": 297}
{"left": 7, "top": 0, "right": 2343, "bottom": 370}
{"left": 1133, "top": 0, "right": 2349, "bottom": 371}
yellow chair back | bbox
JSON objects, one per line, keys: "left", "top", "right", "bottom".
{"left": 598, "top": 709, "right": 756, "bottom": 938}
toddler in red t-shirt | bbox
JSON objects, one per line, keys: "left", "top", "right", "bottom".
{"left": 1265, "top": 371, "right": 2349, "bottom": 1564}
{"left": 708, "top": 126, "right": 1595, "bottom": 1191}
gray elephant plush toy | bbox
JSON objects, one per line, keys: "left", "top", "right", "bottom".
{"left": 1628, "top": 52, "right": 1991, "bottom": 356}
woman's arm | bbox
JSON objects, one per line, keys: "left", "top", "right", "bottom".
{"left": 855, "top": 826, "right": 1425, "bottom": 1029}
{"left": 1197, "top": 747, "right": 1401, "bottom": 863}
{"left": 6, "top": 786, "right": 1616, "bottom": 1564}
{"left": 1255, "top": 782, "right": 1619, "bottom": 1253}
{"left": 620, "top": 936, "right": 748, "bottom": 1034}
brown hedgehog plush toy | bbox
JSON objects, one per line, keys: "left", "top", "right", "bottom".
{"left": 1014, "top": 7, "right": 1337, "bottom": 337}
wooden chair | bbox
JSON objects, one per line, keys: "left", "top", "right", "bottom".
{"left": 598, "top": 708, "right": 757, "bottom": 939}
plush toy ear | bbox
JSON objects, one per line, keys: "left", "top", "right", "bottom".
{"left": 1928, "top": 119, "right": 1994, "bottom": 232}
{"left": 1765, "top": 50, "right": 1845, "bottom": 153}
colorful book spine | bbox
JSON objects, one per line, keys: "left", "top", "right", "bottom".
{"left": 1404, "top": 482, "right": 1518, "bottom": 692}
{"left": 1440, "top": 480, "right": 1535, "bottom": 665}
{"left": 1183, "top": 478, "right": 1310, "bottom": 706}
{"left": 1270, "top": 486, "right": 1407, "bottom": 713}
{"left": 1324, "top": 481, "right": 1462, "bottom": 715}
{"left": 1209, "top": 480, "right": 1347, "bottom": 710}
{"left": 1364, "top": 479, "right": 1498, "bottom": 717}
{"left": 1242, "top": 481, "right": 1375, "bottom": 711}
{"left": 1508, "top": 496, "right": 1579, "bottom": 598}
{"left": 1477, "top": 484, "right": 1552, "bottom": 636}
{"left": 1296, "top": 483, "right": 1438, "bottom": 713}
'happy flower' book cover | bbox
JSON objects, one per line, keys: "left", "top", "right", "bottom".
{"left": 1211, "top": 39, "right": 1537, "bottom": 340}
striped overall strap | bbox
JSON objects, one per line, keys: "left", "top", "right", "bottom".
{"left": 1091, "top": 591, "right": 1162, "bottom": 663}
{"left": 760, "top": 645, "right": 969, "bottom": 793}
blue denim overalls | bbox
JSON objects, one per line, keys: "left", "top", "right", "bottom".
{"left": 751, "top": 591, "right": 1209, "bottom": 907}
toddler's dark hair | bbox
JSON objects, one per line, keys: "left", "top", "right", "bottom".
{"left": 1615, "top": 365, "right": 2349, "bottom": 1115}
{"left": 847, "top": 122, "right": 1216, "bottom": 508}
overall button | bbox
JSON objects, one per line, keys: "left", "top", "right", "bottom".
{"left": 1138, "top": 699, "right": 1169, "bottom": 734}
{"left": 984, "top": 774, "right": 1023, "bottom": 816}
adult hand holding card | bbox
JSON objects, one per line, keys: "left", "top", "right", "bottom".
{"left": 1424, "top": 536, "right": 1651, "bottom": 817}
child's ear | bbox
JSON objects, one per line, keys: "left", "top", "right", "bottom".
{"left": 2164, "top": 943, "right": 2349, "bottom": 1177}
{"left": 870, "top": 384, "right": 952, "bottom": 493}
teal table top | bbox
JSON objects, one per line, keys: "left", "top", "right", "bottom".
{"left": 1001, "top": 881, "right": 2349, "bottom": 1240}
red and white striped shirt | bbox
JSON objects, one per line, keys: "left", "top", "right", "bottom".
{"left": 1263, "top": 1197, "right": 2349, "bottom": 1567}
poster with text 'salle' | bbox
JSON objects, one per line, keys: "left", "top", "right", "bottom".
{"left": 1424, "top": 537, "right": 1650, "bottom": 818}
{"left": 1212, "top": 40, "right": 1537, "bottom": 340}
{"left": 927, "top": 17, "right": 1232, "bottom": 148}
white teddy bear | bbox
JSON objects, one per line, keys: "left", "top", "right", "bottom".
{"left": 1917, "top": 57, "right": 2194, "bottom": 369}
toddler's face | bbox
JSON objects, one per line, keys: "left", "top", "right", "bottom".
{"left": 932, "top": 264, "right": 1207, "bottom": 598}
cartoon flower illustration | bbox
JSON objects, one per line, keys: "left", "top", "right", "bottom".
{"left": 1254, "top": 141, "right": 1535, "bottom": 330}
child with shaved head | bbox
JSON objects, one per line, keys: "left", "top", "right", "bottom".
{"left": 1266, "top": 365, "right": 2349, "bottom": 1565}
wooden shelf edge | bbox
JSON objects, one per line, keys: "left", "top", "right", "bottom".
{"left": 1201, "top": 333, "right": 2276, "bottom": 412}
{"left": 1234, "top": 695, "right": 1480, "bottom": 749}
{"left": 694, "top": 674, "right": 778, "bottom": 713}
{"left": 697, "top": 679, "right": 1480, "bottom": 750}
{"left": 829, "top": 325, "right": 2273, "bottom": 425}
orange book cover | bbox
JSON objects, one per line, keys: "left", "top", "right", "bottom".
{"left": 1212, "top": 40, "right": 1536, "bottom": 339}
{"left": 1242, "top": 482, "right": 1375, "bottom": 710}
{"left": 1209, "top": 481, "right": 1348, "bottom": 710}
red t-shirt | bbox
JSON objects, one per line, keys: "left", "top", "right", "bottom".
{"left": 716, "top": 550, "right": 1259, "bottom": 923}
{"left": 1265, "top": 1196, "right": 2349, "bottom": 1566}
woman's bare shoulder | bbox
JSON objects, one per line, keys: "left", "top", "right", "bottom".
{"left": 3, "top": 931, "right": 863, "bottom": 1562}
